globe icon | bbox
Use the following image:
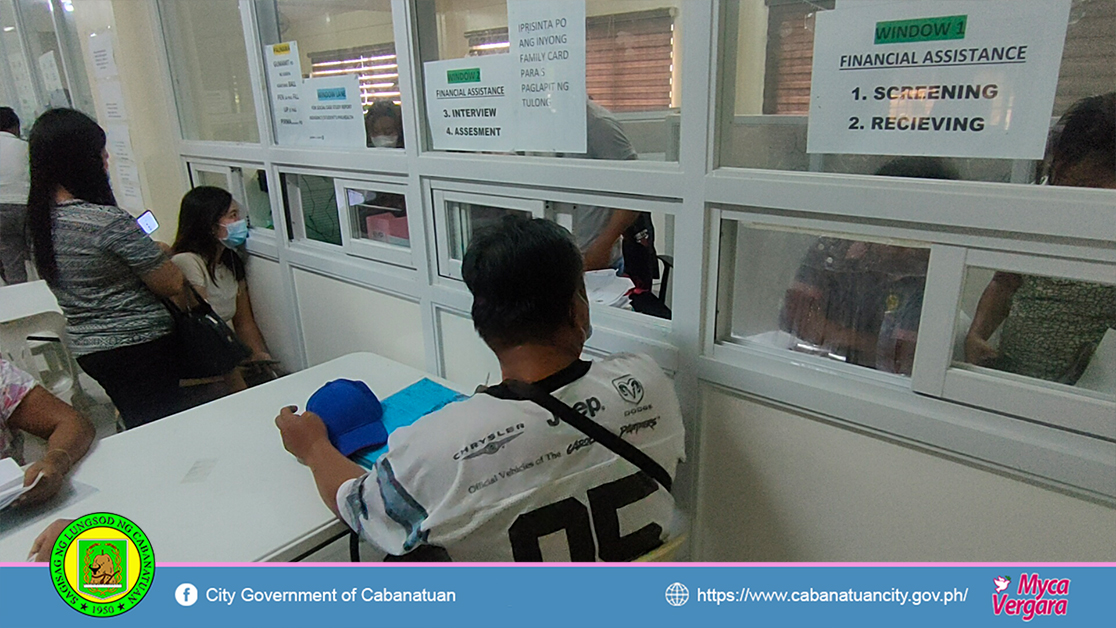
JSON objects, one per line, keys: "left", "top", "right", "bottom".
{"left": 665, "top": 582, "right": 689, "bottom": 606}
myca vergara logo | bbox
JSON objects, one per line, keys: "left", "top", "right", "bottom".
{"left": 50, "top": 513, "right": 155, "bottom": 617}
{"left": 992, "top": 573, "right": 1069, "bottom": 622}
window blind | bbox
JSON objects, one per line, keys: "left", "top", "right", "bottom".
{"left": 308, "top": 43, "right": 400, "bottom": 106}
{"left": 464, "top": 8, "right": 675, "bottom": 112}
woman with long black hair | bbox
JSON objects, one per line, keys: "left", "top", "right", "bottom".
{"left": 26, "top": 109, "right": 192, "bottom": 429}
{"left": 171, "top": 186, "right": 272, "bottom": 393}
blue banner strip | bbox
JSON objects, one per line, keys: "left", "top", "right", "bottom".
{"left": 2, "top": 564, "right": 1113, "bottom": 627}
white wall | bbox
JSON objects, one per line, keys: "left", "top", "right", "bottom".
{"left": 245, "top": 255, "right": 301, "bottom": 371}
{"left": 437, "top": 307, "right": 501, "bottom": 389}
{"left": 695, "top": 388, "right": 1116, "bottom": 561}
{"left": 292, "top": 268, "right": 425, "bottom": 369}
{"left": 71, "top": 0, "right": 188, "bottom": 242}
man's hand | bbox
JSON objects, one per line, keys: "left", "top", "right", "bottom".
{"left": 275, "top": 406, "right": 331, "bottom": 463}
{"left": 965, "top": 332, "right": 999, "bottom": 366}
{"left": 13, "top": 451, "right": 69, "bottom": 507}
{"left": 582, "top": 240, "right": 615, "bottom": 272}
{"left": 28, "top": 518, "right": 73, "bottom": 562}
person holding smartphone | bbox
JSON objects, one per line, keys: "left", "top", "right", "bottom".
{"left": 25, "top": 109, "right": 194, "bottom": 429}
{"left": 171, "top": 186, "right": 273, "bottom": 393}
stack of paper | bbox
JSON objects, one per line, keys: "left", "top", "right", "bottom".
{"left": 584, "top": 269, "right": 634, "bottom": 308}
{"left": 0, "top": 457, "right": 40, "bottom": 511}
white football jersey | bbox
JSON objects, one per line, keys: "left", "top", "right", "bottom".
{"left": 337, "top": 353, "right": 685, "bottom": 562}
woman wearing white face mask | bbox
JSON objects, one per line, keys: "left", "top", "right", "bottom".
{"left": 171, "top": 186, "right": 273, "bottom": 393}
{"left": 364, "top": 100, "right": 404, "bottom": 149}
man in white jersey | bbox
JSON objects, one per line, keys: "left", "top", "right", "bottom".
{"left": 276, "top": 216, "right": 685, "bottom": 561}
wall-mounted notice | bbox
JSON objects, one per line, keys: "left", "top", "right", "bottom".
{"left": 302, "top": 74, "right": 365, "bottom": 148}
{"left": 264, "top": 41, "right": 304, "bottom": 145}
{"left": 97, "top": 80, "right": 128, "bottom": 121}
{"left": 507, "top": 0, "right": 587, "bottom": 153}
{"left": 89, "top": 32, "right": 117, "bottom": 79}
{"left": 38, "top": 51, "right": 65, "bottom": 92}
{"left": 7, "top": 53, "right": 38, "bottom": 116}
{"left": 806, "top": 0, "right": 1071, "bottom": 159}
{"left": 425, "top": 55, "right": 514, "bottom": 152}
{"left": 104, "top": 124, "right": 143, "bottom": 212}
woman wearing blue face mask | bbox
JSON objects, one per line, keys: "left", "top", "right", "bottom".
{"left": 172, "top": 186, "right": 272, "bottom": 393}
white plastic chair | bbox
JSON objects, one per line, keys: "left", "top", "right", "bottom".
{"left": 0, "top": 311, "right": 84, "bottom": 398}
{"left": 634, "top": 533, "right": 688, "bottom": 562}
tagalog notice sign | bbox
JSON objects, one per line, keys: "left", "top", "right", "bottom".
{"left": 806, "top": 0, "right": 1071, "bottom": 159}
{"left": 507, "top": 0, "right": 587, "bottom": 153}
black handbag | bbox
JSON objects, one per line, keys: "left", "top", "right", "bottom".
{"left": 165, "top": 285, "right": 250, "bottom": 379}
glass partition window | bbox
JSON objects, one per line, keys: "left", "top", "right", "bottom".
{"left": 281, "top": 173, "right": 341, "bottom": 246}
{"left": 188, "top": 164, "right": 274, "bottom": 231}
{"left": 434, "top": 194, "right": 537, "bottom": 279}
{"left": 433, "top": 190, "right": 675, "bottom": 321}
{"left": 255, "top": 0, "right": 404, "bottom": 149}
{"left": 717, "top": 0, "right": 1116, "bottom": 185}
{"left": 335, "top": 180, "right": 411, "bottom": 267}
{"left": 418, "top": 0, "right": 683, "bottom": 161}
{"left": 717, "top": 221, "right": 930, "bottom": 376}
{"left": 159, "top": 0, "right": 260, "bottom": 143}
{"left": 346, "top": 187, "right": 407, "bottom": 247}
{"left": 242, "top": 168, "right": 274, "bottom": 230}
{"left": 955, "top": 268, "right": 1115, "bottom": 394}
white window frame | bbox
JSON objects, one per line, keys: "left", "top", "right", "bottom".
{"left": 334, "top": 177, "right": 413, "bottom": 268}
{"left": 431, "top": 189, "right": 545, "bottom": 281}
{"left": 279, "top": 168, "right": 345, "bottom": 251}
{"left": 912, "top": 248, "right": 1116, "bottom": 439}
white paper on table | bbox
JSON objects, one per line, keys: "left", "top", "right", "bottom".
{"left": 0, "top": 458, "right": 41, "bottom": 511}
{"left": 584, "top": 269, "right": 634, "bottom": 307}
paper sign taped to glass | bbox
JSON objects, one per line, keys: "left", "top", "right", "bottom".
{"left": 806, "top": 0, "right": 1071, "bottom": 159}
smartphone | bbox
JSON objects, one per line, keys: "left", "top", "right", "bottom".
{"left": 136, "top": 210, "right": 159, "bottom": 235}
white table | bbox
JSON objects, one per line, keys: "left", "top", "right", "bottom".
{"left": 0, "top": 280, "right": 62, "bottom": 324}
{"left": 0, "top": 352, "right": 463, "bottom": 562}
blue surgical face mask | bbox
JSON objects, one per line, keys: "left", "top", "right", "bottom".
{"left": 220, "top": 219, "right": 249, "bottom": 248}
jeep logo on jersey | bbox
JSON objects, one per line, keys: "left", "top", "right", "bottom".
{"left": 574, "top": 397, "right": 604, "bottom": 418}
{"left": 612, "top": 375, "right": 644, "bottom": 404}
{"left": 546, "top": 397, "right": 605, "bottom": 427}
{"left": 454, "top": 423, "right": 527, "bottom": 460}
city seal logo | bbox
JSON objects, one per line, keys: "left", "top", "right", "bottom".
{"left": 612, "top": 374, "right": 644, "bottom": 404}
{"left": 50, "top": 513, "right": 154, "bottom": 617}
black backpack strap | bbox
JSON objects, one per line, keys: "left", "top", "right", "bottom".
{"left": 488, "top": 380, "right": 672, "bottom": 493}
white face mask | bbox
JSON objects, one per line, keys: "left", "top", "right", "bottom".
{"left": 371, "top": 134, "right": 398, "bottom": 148}
{"left": 578, "top": 292, "right": 593, "bottom": 342}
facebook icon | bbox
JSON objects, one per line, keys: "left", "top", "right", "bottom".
{"left": 175, "top": 583, "right": 198, "bottom": 607}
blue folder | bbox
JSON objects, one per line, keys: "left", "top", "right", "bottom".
{"left": 350, "top": 378, "right": 467, "bottom": 469}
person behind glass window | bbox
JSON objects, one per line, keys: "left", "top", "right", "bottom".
{"left": 171, "top": 186, "right": 273, "bottom": 394}
{"left": 26, "top": 109, "right": 193, "bottom": 429}
{"left": 275, "top": 216, "right": 685, "bottom": 561}
{"left": 364, "top": 100, "right": 404, "bottom": 148}
{"left": 779, "top": 157, "right": 959, "bottom": 375}
{"left": 1, "top": 107, "right": 30, "bottom": 284}
{"left": 965, "top": 93, "right": 1116, "bottom": 384}
{"left": 1, "top": 358, "right": 94, "bottom": 508}
{"left": 564, "top": 100, "right": 643, "bottom": 272}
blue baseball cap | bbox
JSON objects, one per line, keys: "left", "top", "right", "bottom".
{"left": 306, "top": 379, "right": 387, "bottom": 456}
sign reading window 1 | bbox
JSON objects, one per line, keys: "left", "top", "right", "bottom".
{"left": 806, "top": 0, "right": 1071, "bottom": 159}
